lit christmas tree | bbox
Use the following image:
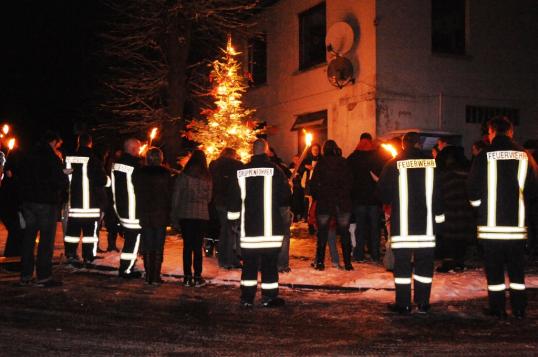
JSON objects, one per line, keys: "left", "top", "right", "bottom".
{"left": 189, "top": 36, "right": 262, "bottom": 162}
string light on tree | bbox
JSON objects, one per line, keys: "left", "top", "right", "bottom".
{"left": 189, "top": 36, "right": 263, "bottom": 162}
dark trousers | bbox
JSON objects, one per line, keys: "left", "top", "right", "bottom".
{"left": 104, "top": 209, "right": 120, "bottom": 250}
{"left": 278, "top": 206, "right": 292, "bottom": 269}
{"left": 119, "top": 227, "right": 141, "bottom": 275}
{"left": 393, "top": 248, "right": 434, "bottom": 307}
{"left": 442, "top": 238, "right": 467, "bottom": 265}
{"left": 316, "top": 208, "right": 351, "bottom": 266}
{"left": 64, "top": 216, "right": 100, "bottom": 262}
{"left": 1, "top": 207, "right": 24, "bottom": 257}
{"left": 20, "top": 202, "right": 59, "bottom": 281}
{"left": 180, "top": 219, "right": 206, "bottom": 277}
{"left": 141, "top": 226, "right": 166, "bottom": 254}
{"left": 482, "top": 240, "right": 526, "bottom": 312}
{"left": 353, "top": 205, "right": 381, "bottom": 261}
{"left": 216, "top": 206, "right": 240, "bottom": 268}
{"left": 241, "top": 248, "right": 279, "bottom": 303}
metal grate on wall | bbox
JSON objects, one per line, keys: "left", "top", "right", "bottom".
{"left": 465, "top": 105, "right": 519, "bottom": 125}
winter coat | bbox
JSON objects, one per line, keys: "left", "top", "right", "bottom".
{"left": 467, "top": 135, "right": 538, "bottom": 240}
{"left": 227, "top": 154, "right": 291, "bottom": 249}
{"left": 347, "top": 149, "right": 384, "bottom": 205}
{"left": 377, "top": 147, "right": 444, "bottom": 249}
{"left": 133, "top": 165, "right": 173, "bottom": 228}
{"left": 209, "top": 156, "right": 243, "bottom": 208}
{"left": 20, "top": 143, "right": 69, "bottom": 206}
{"left": 170, "top": 172, "right": 212, "bottom": 222}
{"left": 65, "top": 146, "right": 108, "bottom": 218}
{"left": 112, "top": 153, "right": 143, "bottom": 229}
{"left": 309, "top": 155, "right": 353, "bottom": 215}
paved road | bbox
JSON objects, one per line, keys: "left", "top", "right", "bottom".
{"left": 0, "top": 268, "right": 536, "bottom": 356}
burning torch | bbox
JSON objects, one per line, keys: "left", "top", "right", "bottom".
{"left": 291, "top": 130, "right": 313, "bottom": 179}
{"left": 149, "top": 127, "right": 158, "bottom": 146}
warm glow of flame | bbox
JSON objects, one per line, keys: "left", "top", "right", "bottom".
{"left": 217, "top": 85, "right": 227, "bottom": 95}
{"left": 7, "top": 138, "right": 15, "bottom": 150}
{"left": 226, "top": 37, "right": 238, "bottom": 56}
{"left": 381, "top": 143, "right": 398, "bottom": 158}
{"left": 304, "top": 130, "right": 313, "bottom": 147}
{"left": 149, "top": 127, "right": 158, "bottom": 140}
{"left": 238, "top": 149, "right": 249, "bottom": 162}
{"left": 139, "top": 143, "right": 148, "bottom": 155}
{"left": 2, "top": 124, "right": 9, "bottom": 135}
{"left": 206, "top": 145, "right": 216, "bottom": 155}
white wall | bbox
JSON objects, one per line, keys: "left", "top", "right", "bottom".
{"left": 375, "top": 0, "right": 538, "bottom": 154}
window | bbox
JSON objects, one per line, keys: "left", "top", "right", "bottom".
{"left": 465, "top": 105, "right": 519, "bottom": 125}
{"left": 432, "top": 0, "right": 466, "bottom": 55}
{"left": 299, "top": 2, "right": 326, "bottom": 70}
{"left": 291, "top": 110, "right": 328, "bottom": 154}
{"left": 248, "top": 34, "right": 267, "bottom": 86}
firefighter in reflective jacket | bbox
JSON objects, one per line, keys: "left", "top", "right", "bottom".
{"left": 112, "top": 138, "right": 143, "bottom": 278}
{"left": 467, "top": 117, "right": 537, "bottom": 319}
{"left": 64, "top": 134, "right": 109, "bottom": 265}
{"left": 378, "top": 132, "right": 444, "bottom": 314}
{"left": 227, "top": 139, "right": 291, "bottom": 307}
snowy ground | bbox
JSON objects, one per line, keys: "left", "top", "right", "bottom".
{"left": 1, "top": 222, "right": 537, "bottom": 304}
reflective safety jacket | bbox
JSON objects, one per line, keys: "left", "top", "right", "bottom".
{"left": 227, "top": 154, "right": 291, "bottom": 250}
{"left": 112, "top": 153, "right": 142, "bottom": 229}
{"left": 467, "top": 135, "right": 537, "bottom": 240}
{"left": 66, "top": 146, "right": 108, "bottom": 218}
{"left": 378, "top": 147, "right": 444, "bottom": 249}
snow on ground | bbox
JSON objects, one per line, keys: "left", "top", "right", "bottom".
{"left": 1, "top": 222, "right": 537, "bottom": 303}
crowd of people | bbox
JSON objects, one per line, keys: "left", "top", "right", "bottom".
{"left": 0, "top": 116, "right": 536, "bottom": 316}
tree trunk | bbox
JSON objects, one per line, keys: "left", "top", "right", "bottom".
{"left": 162, "top": 11, "right": 192, "bottom": 167}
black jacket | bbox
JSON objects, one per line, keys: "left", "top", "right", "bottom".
{"left": 20, "top": 143, "right": 69, "bottom": 206}
{"left": 133, "top": 165, "right": 173, "bottom": 228}
{"left": 467, "top": 135, "right": 538, "bottom": 240}
{"left": 227, "top": 154, "right": 291, "bottom": 250}
{"left": 209, "top": 156, "right": 243, "bottom": 207}
{"left": 378, "top": 147, "right": 444, "bottom": 249}
{"left": 112, "top": 153, "right": 142, "bottom": 229}
{"left": 347, "top": 149, "right": 384, "bottom": 205}
{"left": 309, "top": 155, "right": 353, "bottom": 215}
{"left": 66, "top": 146, "right": 108, "bottom": 218}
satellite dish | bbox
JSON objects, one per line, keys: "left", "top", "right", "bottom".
{"left": 327, "top": 56, "right": 354, "bottom": 89}
{"left": 325, "top": 22, "right": 354, "bottom": 56}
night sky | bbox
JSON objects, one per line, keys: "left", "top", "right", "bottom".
{"left": 0, "top": 1, "right": 105, "bottom": 149}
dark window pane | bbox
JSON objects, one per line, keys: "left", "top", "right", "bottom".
{"left": 432, "top": 0, "right": 466, "bottom": 55}
{"left": 248, "top": 35, "right": 267, "bottom": 86}
{"left": 299, "top": 2, "right": 326, "bottom": 70}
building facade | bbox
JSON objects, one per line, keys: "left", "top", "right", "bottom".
{"left": 242, "top": 0, "right": 538, "bottom": 160}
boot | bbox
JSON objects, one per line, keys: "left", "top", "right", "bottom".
{"left": 340, "top": 231, "right": 353, "bottom": 270}
{"left": 144, "top": 253, "right": 153, "bottom": 284}
{"left": 153, "top": 252, "right": 163, "bottom": 284}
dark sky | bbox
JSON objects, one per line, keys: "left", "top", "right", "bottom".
{"left": 0, "top": 1, "right": 104, "bottom": 148}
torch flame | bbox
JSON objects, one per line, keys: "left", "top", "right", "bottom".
{"left": 2, "top": 124, "right": 9, "bottom": 135}
{"left": 381, "top": 143, "right": 398, "bottom": 158}
{"left": 304, "top": 131, "right": 313, "bottom": 147}
{"left": 149, "top": 127, "right": 158, "bottom": 140}
{"left": 7, "top": 138, "right": 15, "bottom": 150}
{"left": 139, "top": 143, "right": 148, "bottom": 155}
{"left": 226, "top": 36, "right": 238, "bottom": 56}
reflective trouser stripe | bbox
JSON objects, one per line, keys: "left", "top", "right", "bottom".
{"left": 82, "top": 237, "right": 99, "bottom": 243}
{"left": 125, "top": 233, "right": 140, "bottom": 274}
{"left": 121, "top": 253, "right": 137, "bottom": 260}
{"left": 64, "top": 236, "right": 80, "bottom": 243}
{"left": 395, "top": 278, "right": 412, "bottom": 284}
{"left": 488, "top": 284, "right": 506, "bottom": 292}
{"left": 470, "top": 199, "right": 481, "bottom": 207}
{"left": 478, "top": 226, "right": 527, "bottom": 233}
{"left": 240, "top": 280, "right": 258, "bottom": 287}
{"left": 413, "top": 275, "right": 433, "bottom": 284}
{"left": 398, "top": 167, "right": 409, "bottom": 236}
{"left": 509, "top": 283, "right": 525, "bottom": 291}
{"left": 228, "top": 212, "right": 240, "bottom": 220}
{"left": 478, "top": 232, "right": 527, "bottom": 240}
{"left": 261, "top": 282, "right": 278, "bottom": 290}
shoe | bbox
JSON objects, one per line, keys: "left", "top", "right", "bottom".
{"left": 183, "top": 276, "right": 193, "bottom": 287}
{"left": 417, "top": 304, "right": 431, "bottom": 314}
{"left": 387, "top": 303, "right": 412, "bottom": 314}
{"left": 262, "top": 297, "right": 285, "bottom": 308}
{"left": 193, "top": 277, "right": 207, "bottom": 287}
{"left": 344, "top": 264, "right": 354, "bottom": 271}
{"left": 97, "top": 247, "right": 107, "bottom": 254}
{"left": 119, "top": 271, "right": 143, "bottom": 279}
{"left": 452, "top": 264, "right": 465, "bottom": 273}
{"left": 313, "top": 262, "right": 325, "bottom": 271}
{"left": 512, "top": 310, "right": 525, "bottom": 320}
{"left": 18, "top": 278, "right": 33, "bottom": 287}
{"left": 240, "top": 299, "right": 253, "bottom": 308}
{"left": 35, "top": 278, "right": 63, "bottom": 288}
{"left": 483, "top": 307, "right": 507, "bottom": 320}
{"left": 354, "top": 257, "right": 367, "bottom": 263}
{"left": 66, "top": 256, "right": 82, "bottom": 268}
{"left": 83, "top": 261, "right": 96, "bottom": 270}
